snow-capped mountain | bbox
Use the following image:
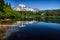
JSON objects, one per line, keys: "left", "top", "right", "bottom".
{"left": 13, "top": 4, "right": 39, "bottom": 12}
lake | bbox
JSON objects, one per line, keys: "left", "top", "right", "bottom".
{"left": 3, "top": 17, "right": 60, "bottom": 40}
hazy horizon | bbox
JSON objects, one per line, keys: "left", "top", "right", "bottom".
{"left": 4, "top": 0, "right": 60, "bottom": 10}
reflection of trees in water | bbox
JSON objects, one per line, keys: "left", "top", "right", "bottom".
{"left": 2, "top": 17, "right": 60, "bottom": 24}
{"left": 45, "top": 17, "right": 60, "bottom": 23}
{"left": 35, "top": 17, "right": 60, "bottom": 24}
{"left": 15, "top": 17, "right": 60, "bottom": 24}
{"left": 40, "top": 17, "right": 46, "bottom": 21}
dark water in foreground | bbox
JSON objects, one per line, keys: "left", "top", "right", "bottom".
{"left": 5, "top": 22, "right": 60, "bottom": 40}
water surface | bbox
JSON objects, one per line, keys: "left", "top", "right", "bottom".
{"left": 5, "top": 21, "right": 60, "bottom": 40}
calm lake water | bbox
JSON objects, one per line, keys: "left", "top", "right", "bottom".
{"left": 5, "top": 17, "right": 60, "bottom": 40}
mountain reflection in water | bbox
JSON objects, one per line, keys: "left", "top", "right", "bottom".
{"left": 5, "top": 22, "right": 60, "bottom": 40}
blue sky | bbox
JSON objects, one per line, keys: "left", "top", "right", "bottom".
{"left": 4, "top": 0, "right": 60, "bottom": 10}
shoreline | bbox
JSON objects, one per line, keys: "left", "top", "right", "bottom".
{"left": 0, "top": 25, "right": 18, "bottom": 29}
{"left": 0, "top": 25, "right": 17, "bottom": 27}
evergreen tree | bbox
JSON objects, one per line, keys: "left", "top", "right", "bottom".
{"left": 5, "top": 2, "right": 9, "bottom": 7}
{"left": 5, "top": 2, "right": 11, "bottom": 8}
{"left": 0, "top": 0, "right": 4, "bottom": 12}
{"left": 9, "top": 3, "right": 11, "bottom": 8}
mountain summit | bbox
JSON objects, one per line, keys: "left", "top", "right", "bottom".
{"left": 13, "top": 4, "right": 39, "bottom": 12}
{"left": 18, "top": 4, "right": 26, "bottom": 8}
